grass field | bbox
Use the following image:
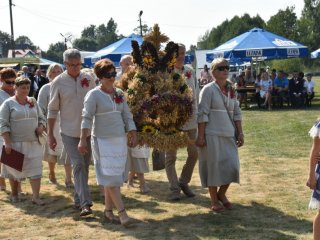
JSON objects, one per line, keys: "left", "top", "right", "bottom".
{"left": 0, "top": 78, "right": 320, "bottom": 239}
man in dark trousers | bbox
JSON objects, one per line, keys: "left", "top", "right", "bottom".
{"left": 21, "top": 66, "right": 37, "bottom": 97}
{"left": 34, "top": 69, "right": 49, "bottom": 99}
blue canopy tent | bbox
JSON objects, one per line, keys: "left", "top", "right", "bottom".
{"left": 311, "top": 48, "right": 320, "bottom": 58}
{"left": 206, "top": 28, "right": 309, "bottom": 63}
{"left": 84, "top": 33, "right": 143, "bottom": 67}
{"left": 184, "top": 54, "right": 194, "bottom": 64}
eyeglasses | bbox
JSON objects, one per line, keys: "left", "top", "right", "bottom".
{"left": 4, "top": 80, "right": 15, "bottom": 85}
{"left": 66, "top": 63, "right": 81, "bottom": 68}
{"left": 104, "top": 72, "right": 117, "bottom": 78}
{"left": 216, "top": 66, "right": 230, "bottom": 71}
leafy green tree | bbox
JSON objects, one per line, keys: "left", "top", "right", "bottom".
{"left": 73, "top": 37, "right": 98, "bottom": 51}
{"left": 15, "top": 35, "right": 37, "bottom": 51}
{"left": 0, "top": 30, "right": 11, "bottom": 57}
{"left": 297, "top": 0, "right": 320, "bottom": 51}
{"left": 266, "top": 6, "right": 298, "bottom": 41}
{"left": 197, "top": 14, "right": 265, "bottom": 49}
{"left": 43, "top": 42, "right": 65, "bottom": 63}
{"left": 96, "top": 18, "right": 119, "bottom": 49}
{"left": 81, "top": 25, "right": 96, "bottom": 39}
{"left": 268, "top": 58, "right": 304, "bottom": 73}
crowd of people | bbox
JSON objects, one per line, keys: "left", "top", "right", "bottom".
{"left": 1, "top": 47, "right": 318, "bottom": 237}
{"left": 200, "top": 66, "right": 315, "bottom": 111}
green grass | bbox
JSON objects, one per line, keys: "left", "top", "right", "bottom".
{"left": 1, "top": 78, "right": 320, "bottom": 239}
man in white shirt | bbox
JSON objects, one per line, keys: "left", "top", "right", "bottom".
{"left": 47, "top": 49, "right": 95, "bottom": 216}
{"left": 116, "top": 55, "right": 133, "bottom": 80}
{"left": 160, "top": 44, "right": 199, "bottom": 201}
{"left": 304, "top": 73, "right": 315, "bottom": 107}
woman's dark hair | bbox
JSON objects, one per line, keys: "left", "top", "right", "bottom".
{"left": 0, "top": 68, "right": 17, "bottom": 81}
{"left": 15, "top": 77, "right": 31, "bottom": 86}
{"left": 94, "top": 59, "right": 115, "bottom": 79}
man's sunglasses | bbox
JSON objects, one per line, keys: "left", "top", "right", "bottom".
{"left": 104, "top": 72, "right": 117, "bottom": 78}
{"left": 4, "top": 81, "right": 15, "bottom": 85}
{"left": 216, "top": 66, "right": 230, "bottom": 71}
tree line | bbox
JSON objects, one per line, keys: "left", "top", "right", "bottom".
{"left": 0, "top": 0, "right": 319, "bottom": 70}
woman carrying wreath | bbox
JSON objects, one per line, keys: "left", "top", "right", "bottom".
{"left": 196, "top": 58, "right": 244, "bottom": 213}
{"left": 0, "top": 77, "right": 46, "bottom": 205}
{"left": 78, "top": 59, "right": 137, "bottom": 227}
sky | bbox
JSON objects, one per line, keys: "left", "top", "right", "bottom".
{"left": 0, "top": 0, "right": 305, "bottom": 51}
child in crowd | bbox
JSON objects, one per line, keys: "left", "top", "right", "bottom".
{"left": 127, "top": 146, "right": 151, "bottom": 193}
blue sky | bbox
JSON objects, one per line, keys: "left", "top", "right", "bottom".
{"left": 0, "top": 0, "right": 305, "bottom": 51}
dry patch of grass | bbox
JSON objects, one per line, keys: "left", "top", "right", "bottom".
{"left": 2, "top": 78, "right": 320, "bottom": 239}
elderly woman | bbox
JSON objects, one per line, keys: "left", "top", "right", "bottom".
{"left": 196, "top": 58, "right": 244, "bottom": 213}
{"left": 37, "top": 64, "right": 73, "bottom": 187}
{"left": 0, "top": 77, "right": 46, "bottom": 205}
{"left": 0, "top": 68, "right": 17, "bottom": 191}
{"left": 78, "top": 59, "right": 137, "bottom": 227}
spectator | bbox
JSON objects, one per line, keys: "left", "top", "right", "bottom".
{"left": 235, "top": 72, "right": 247, "bottom": 108}
{"left": 273, "top": 70, "right": 289, "bottom": 107}
{"left": 259, "top": 72, "right": 273, "bottom": 110}
{"left": 34, "top": 69, "right": 49, "bottom": 99}
{"left": 304, "top": 73, "right": 315, "bottom": 107}
{"left": 289, "top": 70, "right": 304, "bottom": 108}
{"left": 200, "top": 64, "right": 213, "bottom": 89}
{"left": 21, "top": 66, "right": 38, "bottom": 97}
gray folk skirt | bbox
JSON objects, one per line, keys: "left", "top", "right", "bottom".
{"left": 198, "top": 135, "right": 240, "bottom": 187}
{"left": 127, "top": 151, "right": 149, "bottom": 173}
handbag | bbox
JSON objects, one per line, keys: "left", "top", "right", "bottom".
{"left": 215, "top": 83, "right": 239, "bottom": 140}
{"left": 151, "top": 149, "right": 165, "bottom": 171}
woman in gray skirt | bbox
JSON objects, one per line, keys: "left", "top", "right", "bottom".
{"left": 196, "top": 58, "right": 244, "bottom": 213}
{"left": 37, "top": 64, "right": 73, "bottom": 187}
{"left": 78, "top": 59, "right": 137, "bottom": 227}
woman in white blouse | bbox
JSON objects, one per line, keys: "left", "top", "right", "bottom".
{"left": 78, "top": 59, "right": 137, "bottom": 227}
{"left": 0, "top": 77, "right": 46, "bottom": 205}
{"left": 38, "top": 64, "right": 73, "bottom": 187}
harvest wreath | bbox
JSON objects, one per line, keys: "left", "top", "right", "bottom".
{"left": 119, "top": 25, "right": 194, "bottom": 150}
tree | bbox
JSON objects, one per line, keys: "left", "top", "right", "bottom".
{"left": 96, "top": 18, "right": 119, "bottom": 49}
{"left": 81, "top": 25, "right": 96, "bottom": 39}
{"left": 266, "top": 6, "right": 298, "bottom": 41}
{"left": 0, "top": 30, "right": 11, "bottom": 58}
{"left": 43, "top": 42, "right": 65, "bottom": 63}
{"left": 197, "top": 14, "right": 265, "bottom": 49}
{"left": 15, "top": 35, "right": 37, "bottom": 51}
{"left": 73, "top": 37, "right": 98, "bottom": 51}
{"left": 297, "top": 0, "right": 320, "bottom": 50}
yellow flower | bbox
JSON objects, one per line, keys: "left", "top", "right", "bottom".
{"left": 142, "top": 125, "right": 156, "bottom": 135}
{"left": 168, "top": 57, "right": 176, "bottom": 69}
{"left": 143, "top": 55, "right": 154, "bottom": 68}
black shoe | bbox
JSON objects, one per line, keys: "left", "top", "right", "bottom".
{"left": 179, "top": 183, "right": 195, "bottom": 197}
{"left": 80, "top": 205, "right": 92, "bottom": 217}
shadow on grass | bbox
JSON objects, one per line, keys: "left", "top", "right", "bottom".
{"left": 113, "top": 201, "right": 311, "bottom": 240}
